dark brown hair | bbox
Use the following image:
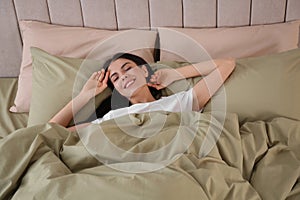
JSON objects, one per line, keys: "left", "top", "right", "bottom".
{"left": 103, "top": 53, "right": 162, "bottom": 110}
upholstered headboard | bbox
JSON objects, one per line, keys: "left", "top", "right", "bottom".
{"left": 1, "top": 0, "right": 300, "bottom": 77}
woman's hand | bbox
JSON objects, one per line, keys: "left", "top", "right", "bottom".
{"left": 148, "top": 68, "right": 183, "bottom": 90}
{"left": 80, "top": 69, "right": 109, "bottom": 99}
{"left": 49, "top": 70, "right": 109, "bottom": 127}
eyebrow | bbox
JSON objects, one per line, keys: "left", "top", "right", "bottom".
{"left": 110, "top": 62, "right": 130, "bottom": 79}
{"left": 121, "top": 62, "right": 130, "bottom": 70}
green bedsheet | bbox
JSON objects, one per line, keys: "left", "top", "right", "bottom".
{"left": 0, "top": 78, "right": 28, "bottom": 138}
{"left": 0, "top": 111, "right": 299, "bottom": 200}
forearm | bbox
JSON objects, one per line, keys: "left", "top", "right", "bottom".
{"left": 49, "top": 93, "right": 91, "bottom": 127}
{"left": 192, "top": 60, "right": 235, "bottom": 110}
{"left": 175, "top": 60, "right": 218, "bottom": 79}
{"left": 50, "top": 70, "right": 109, "bottom": 127}
{"left": 203, "top": 62, "right": 235, "bottom": 95}
{"left": 149, "top": 59, "right": 233, "bottom": 90}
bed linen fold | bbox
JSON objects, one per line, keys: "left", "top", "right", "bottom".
{"left": 0, "top": 111, "right": 299, "bottom": 200}
{"left": 0, "top": 78, "right": 28, "bottom": 138}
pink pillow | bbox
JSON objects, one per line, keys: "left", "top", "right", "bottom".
{"left": 10, "top": 21, "right": 157, "bottom": 113}
{"left": 158, "top": 20, "right": 300, "bottom": 62}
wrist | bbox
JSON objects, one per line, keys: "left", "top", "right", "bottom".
{"left": 76, "top": 91, "right": 93, "bottom": 104}
{"left": 174, "top": 68, "right": 186, "bottom": 81}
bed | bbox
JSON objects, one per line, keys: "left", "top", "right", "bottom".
{"left": 0, "top": 0, "right": 300, "bottom": 199}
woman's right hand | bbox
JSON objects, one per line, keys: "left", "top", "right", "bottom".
{"left": 50, "top": 69, "right": 109, "bottom": 128}
{"left": 148, "top": 68, "right": 183, "bottom": 90}
{"left": 80, "top": 69, "right": 110, "bottom": 99}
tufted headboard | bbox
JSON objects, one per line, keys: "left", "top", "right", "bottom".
{"left": 1, "top": 0, "right": 300, "bottom": 77}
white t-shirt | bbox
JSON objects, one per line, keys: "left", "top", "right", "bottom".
{"left": 92, "top": 88, "right": 196, "bottom": 124}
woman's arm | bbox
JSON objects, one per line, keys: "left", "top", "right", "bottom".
{"left": 49, "top": 93, "right": 91, "bottom": 127}
{"left": 49, "top": 69, "right": 109, "bottom": 127}
{"left": 191, "top": 59, "right": 235, "bottom": 111}
{"left": 148, "top": 59, "right": 224, "bottom": 89}
{"left": 175, "top": 59, "right": 218, "bottom": 78}
{"left": 148, "top": 58, "right": 235, "bottom": 111}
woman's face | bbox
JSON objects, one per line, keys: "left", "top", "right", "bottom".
{"left": 108, "top": 58, "right": 149, "bottom": 98}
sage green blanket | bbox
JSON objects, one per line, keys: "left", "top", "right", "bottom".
{"left": 0, "top": 78, "right": 28, "bottom": 137}
{"left": 0, "top": 111, "right": 299, "bottom": 200}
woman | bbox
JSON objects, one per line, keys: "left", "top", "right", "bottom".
{"left": 50, "top": 53, "right": 236, "bottom": 131}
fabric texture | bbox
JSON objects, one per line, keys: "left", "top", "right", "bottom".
{"left": 28, "top": 49, "right": 196, "bottom": 127}
{"left": 158, "top": 20, "right": 300, "bottom": 62}
{"left": 28, "top": 47, "right": 111, "bottom": 127}
{"left": 155, "top": 48, "right": 300, "bottom": 124}
{"left": 92, "top": 88, "right": 194, "bottom": 124}
{"left": 10, "top": 20, "right": 157, "bottom": 113}
{"left": 0, "top": 112, "right": 299, "bottom": 199}
{"left": 0, "top": 78, "right": 28, "bottom": 137}
{"left": 203, "top": 47, "right": 300, "bottom": 123}
{"left": 150, "top": 61, "right": 202, "bottom": 96}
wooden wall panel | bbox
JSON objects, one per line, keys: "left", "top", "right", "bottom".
{"left": 47, "top": 0, "right": 83, "bottom": 26}
{"left": 14, "top": 0, "right": 50, "bottom": 22}
{"left": 0, "top": 0, "right": 23, "bottom": 77}
{"left": 115, "top": 0, "right": 150, "bottom": 29}
{"left": 149, "top": 0, "right": 182, "bottom": 27}
{"left": 2, "top": 0, "right": 300, "bottom": 77}
{"left": 251, "top": 0, "right": 286, "bottom": 25}
{"left": 286, "top": 0, "right": 300, "bottom": 21}
{"left": 218, "top": 0, "right": 251, "bottom": 27}
{"left": 183, "top": 0, "right": 217, "bottom": 28}
{"left": 80, "top": 0, "right": 117, "bottom": 29}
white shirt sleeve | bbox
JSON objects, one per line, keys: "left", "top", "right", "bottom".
{"left": 92, "top": 88, "right": 195, "bottom": 124}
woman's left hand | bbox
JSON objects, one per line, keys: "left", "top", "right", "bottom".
{"left": 148, "top": 68, "right": 183, "bottom": 90}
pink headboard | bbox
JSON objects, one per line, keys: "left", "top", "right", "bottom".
{"left": 1, "top": 0, "right": 300, "bottom": 77}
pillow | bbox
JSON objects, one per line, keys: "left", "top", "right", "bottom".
{"left": 10, "top": 20, "right": 157, "bottom": 113}
{"left": 28, "top": 48, "right": 196, "bottom": 127}
{"left": 28, "top": 47, "right": 113, "bottom": 127}
{"left": 154, "top": 48, "right": 300, "bottom": 123}
{"left": 203, "top": 48, "right": 300, "bottom": 124}
{"left": 150, "top": 61, "right": 201, "bottom": 96}
{"left": 158, "top": 20, "right": 300, "bottom": 62}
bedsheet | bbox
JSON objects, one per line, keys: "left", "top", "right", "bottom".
{"left": 0, "top": 78, "right": 28, "bottom": 138}
{"left": 0, "top": 111, "right": 299, "bottom": 200}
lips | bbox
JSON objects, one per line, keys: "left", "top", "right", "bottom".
{"left": 124, "top": 78, "right": 136, "bottom": 89}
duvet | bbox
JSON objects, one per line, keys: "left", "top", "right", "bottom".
{"left": 0, "top": 111, "right": 299, "bottom": 200}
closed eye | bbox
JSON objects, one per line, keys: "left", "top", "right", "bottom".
{"left": 110, "top": 62, "right": 133, "bottom": 82}
{"left": 110, "top": 74, "right": 118, "bottom": 82}
{"left": 124, "top": 66, "right": 132, "bottom": 71}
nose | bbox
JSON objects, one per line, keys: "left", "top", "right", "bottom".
{"left": 121, "top": 74, "right": 128, "bottom": 81}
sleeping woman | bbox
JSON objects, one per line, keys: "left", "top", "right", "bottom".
{"left": 49, "top": 53, "right": 236, "bottom": 131}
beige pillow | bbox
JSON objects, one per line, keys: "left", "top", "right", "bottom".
{"left": 10, "top": 20, "right": 157, "bottom": 113}
{"left": 28, "top": 47, "right": 111, "bottom": 127}
{"left": 158, "top": 20, "right": 300, "bottom": 62}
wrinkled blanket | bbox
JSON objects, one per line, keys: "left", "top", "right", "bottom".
{"left": 0, "top": 111, "right": 299, "bottom": 200}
